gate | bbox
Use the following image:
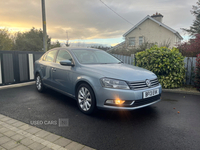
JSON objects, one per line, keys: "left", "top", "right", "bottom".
{"left": 0, "top": 51, "right": 44, "bottom": 85}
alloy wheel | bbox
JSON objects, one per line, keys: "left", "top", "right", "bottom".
{"left": 78, "top": 87, "right": 92, "bottom": 111}
{"left": 36, "top": 75, "right": 42, "bottom": 91}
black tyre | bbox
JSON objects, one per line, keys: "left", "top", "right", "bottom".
{"left": 76, "top": 83, "right": 96, "bottom": 115}
{"left": 35, "top": 74, "right": 45, "bottom": 92}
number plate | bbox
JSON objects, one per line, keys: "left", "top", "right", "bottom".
{"left": 143, "top": 89, "right": 159, "bottom": 99}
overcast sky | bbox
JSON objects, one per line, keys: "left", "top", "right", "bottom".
{"left": 0, "top": 0, "right": 197, "bottom": 46}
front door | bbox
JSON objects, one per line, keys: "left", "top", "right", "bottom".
{"left": 51, "top": 50, "right": 74, "bottom": 94}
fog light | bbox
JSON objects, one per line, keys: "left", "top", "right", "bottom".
{"left": 114, "top": 99, "right": 125, "bottom": 104}
{"left": 105, "top": 100, "right": 114, "bottom": 104}
{"left": 105, "top": 99, "right": 125, "bottom": 105}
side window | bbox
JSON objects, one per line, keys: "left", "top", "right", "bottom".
{"left": 45, "top": 50, "right": 57, "bottom": 62}
{"left": 42, "top": 53, "right": 48, "bottom": 61}
{"left": 56, "top": 50, "right": 73, "bottom": 64}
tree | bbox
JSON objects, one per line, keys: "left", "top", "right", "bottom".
{"left": 50, "top": 41, "right": 61, "bottom": 49}
{"left": 13, "top": 27, "right": 51, "bottom": 51}
{"left": 90, "top": 45, "right": 112, "bottom": 51}
{"left": 182, "top": 0, "right": 200, "bottom": 36}
{"left": 177, "top": 34, "right": 200, "bottom": 57}
{"left": 65, "top": 31, "right": 70, "bottom": 47}
{"left": 0, "top": 29, "right": 13, "bottom": 50}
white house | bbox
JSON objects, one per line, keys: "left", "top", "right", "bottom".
{"left": 111, "top": 13, "right": 183, "bottom": 50}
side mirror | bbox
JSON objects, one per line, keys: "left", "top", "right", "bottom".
{"left": 60, "top": 60, "right": 74, "bottom": 66}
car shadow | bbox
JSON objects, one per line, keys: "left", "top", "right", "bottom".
{"left": 43, "top": 87, "right": 77, "bottom": 107}
{"left": 94, "top": 106, "right": 159, "bottom": 121}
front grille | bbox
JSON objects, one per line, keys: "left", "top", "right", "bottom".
{"left": 129, "top": 78, "right": 159, "bottom": 90}
{"left": 133, "top": 94, "right": 161, "bottom": 107}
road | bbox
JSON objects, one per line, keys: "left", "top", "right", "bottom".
{"left": 0, "top": 85, "right": 200, "bottom": 150}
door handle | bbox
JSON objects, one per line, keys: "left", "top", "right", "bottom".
{"left": 52, "top": 68, "right": 56, "bottom": 72}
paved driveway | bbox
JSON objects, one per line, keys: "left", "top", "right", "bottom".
{"left": 0, "top": 84, "right": 200, "bottom": 150}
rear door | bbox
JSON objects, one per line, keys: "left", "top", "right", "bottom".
{"left": 40, "top": 50, "right": 58, "bottom": 86}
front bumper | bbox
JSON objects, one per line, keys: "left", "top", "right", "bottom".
{"left": 94, "top": 84, "right": 162, "bottom": 110}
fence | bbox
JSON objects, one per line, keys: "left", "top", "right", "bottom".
{"left": 112, "top": 54, "right": 135, "bottom": 65}
{"left": 0, "top": 51, "right": 44, "bottom": 85}
{"left": 184, "top": 57, "right": 196, "bottom": 85}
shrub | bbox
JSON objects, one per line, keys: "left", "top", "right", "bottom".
{"left": 136, "top": 46, "right": 185, "bottom": 88}
{"left": 194, "top": 54, "right": 200, "bottom": 91}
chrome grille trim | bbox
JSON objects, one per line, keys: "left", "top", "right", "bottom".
{"left": 129, "top": 78, "right": 159, "bottom": 90}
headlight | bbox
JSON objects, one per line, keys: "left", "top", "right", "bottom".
{"left": 100, "top": 78, "right": 130, "bottom": 89}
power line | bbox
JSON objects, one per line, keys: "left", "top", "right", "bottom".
{"left": 99, "top": 0, "right": 133, "bottom": 26}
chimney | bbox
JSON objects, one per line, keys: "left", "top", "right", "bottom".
{"left": 151, "top": 12, "right": 163, "bottom": 23}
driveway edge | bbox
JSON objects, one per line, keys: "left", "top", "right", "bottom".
{"left": 0, "top": 82, "right": 35, "bottom": 90}
{"left": 162, "top": 89, "right": 200, "bottom": 96}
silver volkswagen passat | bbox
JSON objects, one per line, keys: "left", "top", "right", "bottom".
{"left": 34, "top": 47, "right": 162, "bottom": 114}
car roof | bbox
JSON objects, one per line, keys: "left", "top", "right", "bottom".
{"left": 53, "top": 47, "right": 100, "bottom": 51}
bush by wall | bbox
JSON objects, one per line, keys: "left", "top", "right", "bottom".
{"left": 136, "top": 46, "right": 185, "bottom": 88}
{"left": 194, "top": 54, "right": 200, "bottom": 91}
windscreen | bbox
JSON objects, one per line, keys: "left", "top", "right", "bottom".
{"left": 72, "top": 49, "right": 121, "bottom": 64}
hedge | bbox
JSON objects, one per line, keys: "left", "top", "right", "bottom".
{"left": 136, "top": 46, "right": 185, "bottom": 88}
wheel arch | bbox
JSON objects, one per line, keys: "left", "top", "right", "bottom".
{"left": 35, "top": 71, "right": 40, "bottom": 80}
{"left": 75, "top": 80, "right": 96, "bottom": 101}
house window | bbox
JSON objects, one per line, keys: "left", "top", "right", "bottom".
{"left": 129, "top": 37, "right": 135, "bottom": 46}
{"left": 139, "top": 37, "right": 143, "bottom": 45}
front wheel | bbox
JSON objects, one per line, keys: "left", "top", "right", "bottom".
{"left": 35, "top": 74, "right": 45, "bottom": 92}
{"left": 76, "top": 83, "right": 96, "bottom": 115}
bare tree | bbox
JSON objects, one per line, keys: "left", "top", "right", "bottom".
{"left": 65, "top": 31, "right": 70, "bottom": 47}
{"left": 159, "top": 38, "right": 172, "bottom": 48}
